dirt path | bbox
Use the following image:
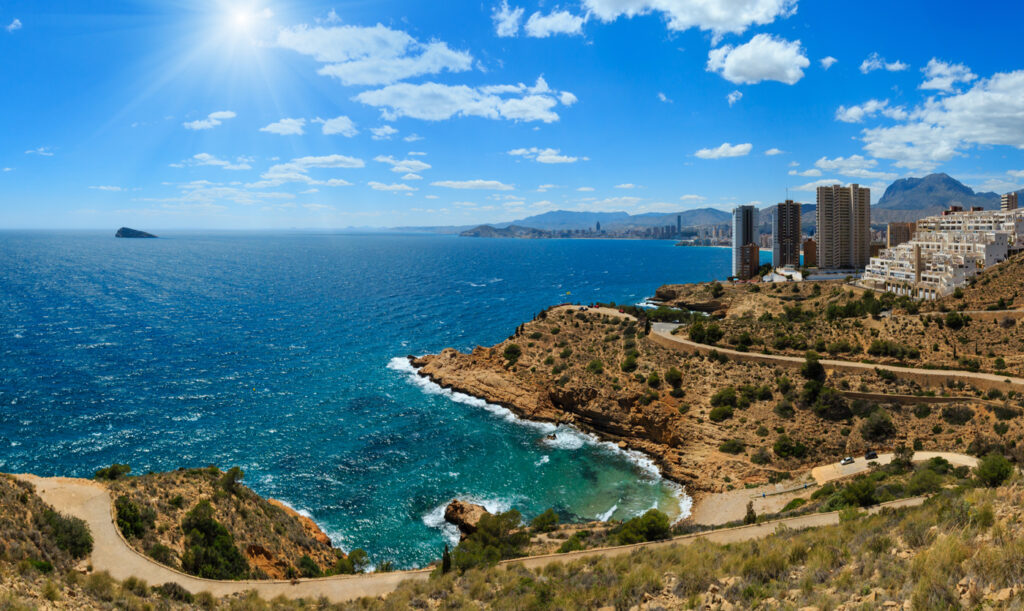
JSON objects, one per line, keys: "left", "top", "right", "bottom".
{"left": 14, "top": 473, "right": 933, "bottom": 604}
{"left": 649, "top": 322, "right": 1024, "bottom": 392}
{"left": 809, "top": 451, "right": 979, "bottom": 485}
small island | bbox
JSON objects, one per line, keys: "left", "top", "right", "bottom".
{"left": 115, "top": 227, "right": 157, "bottom": 238}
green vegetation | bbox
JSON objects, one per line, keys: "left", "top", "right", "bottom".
{"left": 219, "top": 466, "right": 245, "bottom": 494}
{"left": 718, "top": 439, "right": 745, "bottom": 454}
{"left": 586, "top": 359, "right": 604, "bottom": 374}
{"left": 772, "top": 435, "right": 807, "bottom": 459}
{"left": 941, "top": 405, "right": 974, "bottom": 425}
{"left": 93, "top": 463, "right": 131, "bottom": 481}
{"left": 709, "top": 405, "right": 734, "bottom": 422}
{"left": 530, "top": 509, "right": 559, "bottom": 533}
{"left": 859, "top": 410, "right": 896, "bottom": 442}
{"left": 503, "top": 343, "right": 522, "bottom": 365}
{"left": 451, "top": 510, "right": 530, "bottom": 572}
{"left": 975, "top": 453, "right": 1013, "bottom": 487}
{"left": 610, "top": 509, "right": 671, "bottom": 545}
{"left": 114, "top": 495, "right": 156, "bottom": 539}
{"left": 180, "top": 500, "right": 249, "bottom": 580}
{"left": 38, "top": 509, "right": 93, "bottom": 559}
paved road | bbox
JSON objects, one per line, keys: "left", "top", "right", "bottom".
{"left": 14, "top": 473, "right": 930, "bottom": 604}
{"left": 809, "top": 451, "right": 979, "bottom": 485}
{"left": 649, "top": 322, "right": 1024, "bottom": 392}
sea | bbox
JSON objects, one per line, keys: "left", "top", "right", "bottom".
{"left": 0, "top": 232, "right": 769, "bottom": 569}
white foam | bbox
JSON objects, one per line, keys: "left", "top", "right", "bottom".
{"left": 534, "top": 455, "right": 550, "bottom": 467}
{"left": 597, "top": 503, "right": 618, "bottom": 521}
{"left": 421, "top": 495, "right": 517, "bottom": 546}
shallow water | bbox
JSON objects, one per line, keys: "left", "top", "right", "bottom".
{"left": 0, "top": 232, "right": 765, "bottom": 568}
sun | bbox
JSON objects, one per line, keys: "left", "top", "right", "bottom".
{"left": 231, "top": 9, "right": 254, "bottom": 31}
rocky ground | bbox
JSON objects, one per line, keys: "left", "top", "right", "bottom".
{"left": 413, "top": 305, "right": 1004, "bottom": 502}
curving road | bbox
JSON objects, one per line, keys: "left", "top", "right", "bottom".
{"left": 14, "top": 471, "right": 941, "bottom": 604}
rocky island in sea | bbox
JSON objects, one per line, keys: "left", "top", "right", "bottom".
{"left": 115, "top": 227, "right": 158, "bottom": 238}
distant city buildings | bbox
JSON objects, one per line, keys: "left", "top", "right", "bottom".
{"left": 732, "top": 205, "right": 757, "bottom": 278}
{"left": 773, "top": 200, "right": 802, "bottom": 268}
{"left": 862, "top": 205, "right": 1024, "bottom": 299}
{"left": 886, "top": 222, "right": 915, "bottom": 248}
{"left": 1003, "top": 192, "right": 1019, "bottom": 211}
{"left": 816, "top": 184, "right": 871, "bottom": 270}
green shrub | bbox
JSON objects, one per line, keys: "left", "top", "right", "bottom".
{"left": 941, "top": 405, "right": 973, "bottom": 425}
{"left": 115, "top": 495, "right": 156, "bottom": 539}
{"left": 710, "top": 387, "right": 737, "bottom": 408}
{"left": 557, "top": 532, "right": 587, "bottom": 553}
{"left": 646, "top": 372, "right": 661, "bottom": 388}
{"left": 860, "top": 410, "right": 896, "bottom": 442}
{"left": 664, "top": 367, "right": 683, "bottom": 388}
{"left": 219, "top": 467, "right": 245, "bottom": 494}
{"left": 750, "top": 448, "right": 772, "bottom": 465}
{"left": 906, "top": 468, "right": 943, "bottom": 495}
{"left": 503, "top": 344, "right": 522, "bottom": 364}
{"left": 93, "top": 464, "right": 131, "bottom": 481}
{"left": 913, "top": 403, "right": 932, "bottom": 419}
{"left": 774, "top": 399, "right": 795, "bottom": 418}
{"left": 781, "top": 498, "right": 806, "bottom": 512}
{"left": 800, "top": 352, "right": 826, "bottom": 382}
{"left": 586, "top": 359, "right": 604, "bottom": 374}
{"left": 38, "top": 509, "right": 93, "bottom": 559}
{"left": 620, "top": 355, "right": 638, "bottom": 372}
{"left": 180, "top": 500, "right": 249, "bottom": 580}
{"left": 709, "top": 405, "right": 733, "bottom": 422}
{"left": 718, "top": 439, "right": 745, "bottom": 454}
{"left": 530, "top": 508, "right": 559, "bottom": 533}
{"left": 148, "top": 543, "right": 176, "bottom": 566}
{"left": 773, "top": 435, "right": 807, "bottom": 459}
{"left": 451, "top": 510, "right": 530, "bottom": 571}
{"left": 975, "top": 453, "right": 1013, "bottom": 487}
{"left": 154, "top": 582, "right": 193, "bottom": 603}
{"left": 612, "top": 510, "right": 671, "bottom": 545}
{"left": 297, "top": 555, "right": 322, "bottom": 578}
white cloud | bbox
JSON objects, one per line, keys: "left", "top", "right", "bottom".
{"left": 2, "top": 167, "right": 11, "bottom": 172}
{"left": 577, "top": 186, "right": 595, "bottom": 191}
{"left": 792, "top": 178, "right": 842, "bottom": 191}
{"left": 508, "top": 147, "right": 587, "bottom": 164}
{"left": 695, "top": 142, "right": 752, "bottom": 159}
{"left": 89, "top": 185, "right": 123, "bottom": 192}
{"left": 862, "top": 69, "right": 1024, "bottom": 171}
{"left": 788, "top": 168, "right": 821, "bottom": 177}
{"left": 614, "top": 183, "right": 636, "bottom": 189}
{"left": 6, "top": 18, "right": 22, "bottom": 32}
{"left": 404, "top": 133, "right": 424, "bottom": 142}
{"left": 402, "top": 173, "right": 423, "bottom": 180}
{"left": 813, "top": 155, "right": 896, "bottom": 180}
{"left": 707, "top": 34, "right": 808, "bottom": 85}
{"left": 315, "top": 115, "right": 358, "bottom": 136}
{"left": 432, "top": 179, "right": 514, "bottom": 190}
{"left": 180, "top": 153, "right": 253, "bottom": 171}
{"left": 658, "top": 92, "right": 672, "bottom": 103}
{"left": 859, "top": 52, "right": 908, "bottom": 74}
{"left": 260, "top": 118, "right": 306, "bottom": 135}
{"left": 524, "top": 10, "right": 585, "bottom": 37}
{"left": 249, "top": 154, "right": 363, "bottom": 188}
{"left": 726, "top": 90, "right": 743, "bottom": 106}
{"left": 303, "top": 203, "right": 333, "bottom": 211}
{"left": 407, "top": 151, "right": 427, "bottom": 156}
{"left": 374, "top": 155, "right": 432, "bottom": 173}
{"left": 680, "top": 194, "right": 705, "bottom": 200}
{"left": 276, "top": 24, "right": 473, "bottom": 86}
{"left": 581, "top": 0, "right": 796, "bottom": 39}
{"left": 369, "top": 181, "right": 417, "bottom": 191}
{"left": 24, "top": 146, "right": 54, "bottom": 156}
{"left": 355, "top": 77, "right": 575, "bottom": 123}
{"left": 183, "top": 110, "right": 236, "bottom": 130}
{"left": 371, "top": 125, "right": 399, "bottom": 140}
{"left": 820, "top": 56, "right": 837, "bottom": 70}
{"left": 764, "top": 148, "right": 783, "bottom": 156}
{"left": 493, "top": 1, "right": 525, "bottom": 37}
{"left": 920, "top": 58, "right": 977, "bottom": 92}
{"left": 835, "top": 99, "right": 908, "bottom": 123}
{"left": 1009, "top": 170, "right": 1024, "bottom": 179}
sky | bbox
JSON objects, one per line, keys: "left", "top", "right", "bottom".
{"left": 2, "top": 0, "right": 1023, "bottom": 230}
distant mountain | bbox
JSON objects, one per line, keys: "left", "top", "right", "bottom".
{"left": 497, "top": 208, "right": 731, "bottom": 232}
{"left": 460, "top": 225, "right": 553, "bottom": 238}
{"left": 876, "top": 173, "right": 997, "bottom": 210}
{"left": 757, "top": 203, "right": 816, "bottom": 233}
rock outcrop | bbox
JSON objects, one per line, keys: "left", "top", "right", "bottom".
{"left": 444, "top": 500, "right": 489, "bottom": 537}
{"left": 268, "top": 499, "right": 333, "bottom": 547}
{"left": 115, "top": 227, "right": 157, "bottom": 238}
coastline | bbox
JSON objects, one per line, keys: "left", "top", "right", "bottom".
{"left": 403, "top": 355, "right": 695, "bottom": 522}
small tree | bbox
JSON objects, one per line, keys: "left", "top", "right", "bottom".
{"left": 441, "top": 545, "right": 452, "bottom": 574}
{"left": 800, "top": 352, "right": 826, "bottom": 382}
{"left": 220, "top": 467, "right": 245, "bottom": 494}
{"left": 664, "top": 367, "right": 683, "bottom": 388}
{"left": 744, "top": 501, "right": 757, "bottom": 525}
{"left": 892, "top": 443, "right": 914, "bottom": 470}
{"left": 94, "top": 464, "right": 131, "bottom": 481}
{"left": 975, "top": 453, "right": 1013, "bottom": 487}
{"left": 530, "top": 508, "right": 559, "bottom": 533}
{"left": 503, "top": 344, "right": 522, "bottom": 365}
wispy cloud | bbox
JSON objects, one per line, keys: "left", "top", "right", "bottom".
{"left": 183, "top": 110, "right": 236, "bottom": 130}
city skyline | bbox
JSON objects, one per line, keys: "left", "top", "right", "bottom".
{"left": 2, "top": 1, "right": 1023, "bottom": 229}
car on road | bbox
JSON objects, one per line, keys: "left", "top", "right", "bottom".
{"left": 865, "top": 450, "right": 878, "bottom": 460}
{"left": 840, "top": 456, "right": 855, "bottom": 466}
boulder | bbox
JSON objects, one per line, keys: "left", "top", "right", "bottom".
{"left": 444, "top": 500, "right": 489, "bottom": 537}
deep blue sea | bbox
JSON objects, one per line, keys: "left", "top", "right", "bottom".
{"left": 0, "top": 232, "right": 767, "bottom": 568}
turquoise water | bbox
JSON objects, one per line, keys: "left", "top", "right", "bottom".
{"left": 0, "top": 233, "right": 764, "bottom": 568}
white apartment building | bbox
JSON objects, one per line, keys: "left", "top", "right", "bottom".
{"left": 861, "top": 207, "right": 1024, "bottom": 300}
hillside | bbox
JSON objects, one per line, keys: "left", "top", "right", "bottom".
{"left": 871, "top": 173, "right": 1017, "bottom": 224}
{"left": 460, "top": 224, "right": 553, "bottom": 238}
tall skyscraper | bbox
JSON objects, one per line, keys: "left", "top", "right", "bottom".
{"left": 1002, "top": 192, "right": 1019, "bottom": 211}
{"left": 732, "top": 205, "right": 757, "bottom": 278}
{"left": 676, "top": 215, "right": 681, "bottom": 235}
{"left": 773, "top": 200, "right": 802, "bottom": 268}
{"left": 816, "top": 184, "right": 871, "bottom": 269}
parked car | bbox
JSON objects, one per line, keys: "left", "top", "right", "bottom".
{"left": 840, "top": 456, "right": 855, "bottom": 466}
{"left": 865, "top": 450, "right": 878, "bottom": 460}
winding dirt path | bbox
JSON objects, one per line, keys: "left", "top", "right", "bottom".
{"left": 14, "top": 472, "right": 937, "bottom": 604}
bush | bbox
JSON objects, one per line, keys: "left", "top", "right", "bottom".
{"left": 451, "top": 510, "right": 530, "bottom": 571}
{"left": 718, "top": 439, "right": 745, "bottom": 454}
{"left": 860, "top": 410, "right": 896, "bottom": 442}
{"left": 945, "top": 311, "right": 967, "bottom": 330}
{"left": 148, "top": 543, "right": 176, "bottom": 566}
{"left": 154, "top": 582, "right": 194, "bottom": 603}
{"left": 297, "top": 555, "right": 322, "bottom": 578}
{"left": 800, "top": 352, "right": 826, "bottom": 382}
{"left": 530, "top": 508, "right": 559, "bottom": 533}
{"left": 94, "top": 464, "right": 131, "bottom": 481}
{"left": 906, "top": 468, "right": 943, "bottom": 495}
{"left": 773, "top": 435, "right": 808, "bottom": 459}
{"left": 709, "top": 405, "right": 733, "bottom": 422}
{"left": 975, "top": 453, "right": 1013, "bottom": 487}
{"left": 913, "top": 403, "right": 932, "bottom": 419}
{"left": 180, "top": 500, "right": 249, "bottom": 580}
{"left": 115, "top": 496, "right": 156, "bottom": 539}
{"left": 332, "top": 548, "right": 370, "bottom": 575}
{"left": 612, "top": 510, "right": 671, "bottom": 545}
{"left": 620, "top": 355, "right": 638, "bottom": 372}
{"left": 781, "top": 498, "right": 806, "bottom": 512}
{"left": 750, "top": 448, "right": 772, "bottom": 465}
{"left": 38, "top": 509, "right": 93, "bottom": 559}
{"left": 841, "top": 477, "right": 878, "bottom": 507}
{"left": 811, "top": 387, "right": 852, "bottom": 421}
{"left": 503, "top": 343, "right": 522, "bottom": 364}
{"left": 941, "top": 405, "right": 973, "bottom": 425}
{"left": 710, "top": 387, "right": 737, "bottom": 408}
{"left": 646, "top": 372, "right": 661, "bottom": 388}
{"left": 586, "top": 359, "right": 604, "bottom": 374}
{"left": 664, "top": 367, "right": 683, "bottom": 388}
{"left": 219, "top": 466, "right": 244, "bottom": 494}
{"left": 773, "top": 399, "right": 795, "bottom": 419}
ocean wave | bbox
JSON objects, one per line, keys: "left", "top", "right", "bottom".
{"left": 534, "top": 455, "right": 550, "bottom": 467}
{"left": 422, "top": 495, "right": 518, "bottom": 546}
{"left": 597, "top": 503, "right": 618, "bottom": 521}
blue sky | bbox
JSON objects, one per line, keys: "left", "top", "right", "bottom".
{"left": 2, "top": 0, "right": 1023, "bottom": 229}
